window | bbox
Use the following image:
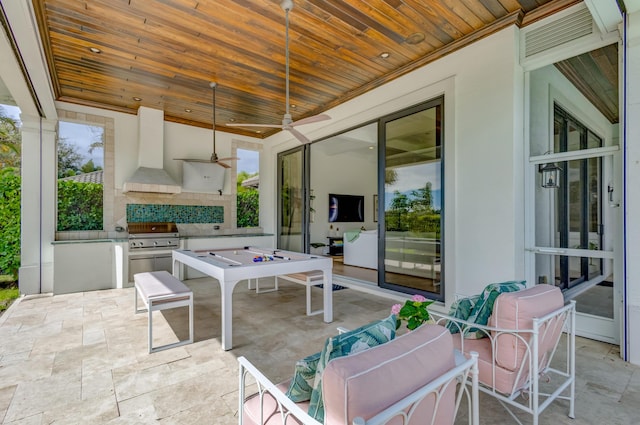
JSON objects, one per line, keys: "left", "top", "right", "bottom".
{"left": 57, "top": 121, "right": 104, "bottom": 231}
{"left": 236, "top": 148, "right": 260, "bottom": 228}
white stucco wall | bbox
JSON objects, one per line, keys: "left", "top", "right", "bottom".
{"left": 261, "top": 27, "right": 524, "bottom": 302}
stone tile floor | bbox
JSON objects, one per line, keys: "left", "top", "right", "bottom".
{"left": 0, "top": 277, "right": 638, "bottom": 424}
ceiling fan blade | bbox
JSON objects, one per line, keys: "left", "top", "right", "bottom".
{"left": 174, "top": 158, "right": 216, "bottom": 163}
{"left": 226, "top": 123, "right": 284, "bottom": 129}
{"left": 217, "top": 161, "right": 232, "bottom": 169}
{"left": 291, "top": 113, "right": 331, "bottom": 127}
{"left": 217, "top": 156, "right": 239, "bottom": 161}
{"left": 287, "top": 127, "right": 311, "bottom": 144}
{"left": 224, "top": 2, "right": 330, "bottom": 143}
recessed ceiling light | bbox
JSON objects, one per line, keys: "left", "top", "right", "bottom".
{"left": 229, "top": 118, "right": 236, "bottom": 122}
{"left": 184, "top": 109, "right": 192, "bottom": 113}
{"left": 290, "top": 104, "right": 297, "bottom": 109}
{"left": 255, "top": 130, "right": 262, "bottom": 134}
{"left": 132, "top": 97, "right": 142, "bottom": 101}
{"left": 368, "top": 146, "right": 374, "bottom": 150}
{"left": 89, "top": 47, "right": 102, "bottom": 54}
{"left": 379, "top": 52, "right": 390, "bottom": 59}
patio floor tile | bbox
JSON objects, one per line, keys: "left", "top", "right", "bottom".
{"left": 0, "top": 277, "right": 638, "bottom": 424}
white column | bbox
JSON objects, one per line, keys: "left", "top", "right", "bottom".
{"left": 625, "top": 9, "right": 640, "bottom": 365}
{"left": 19, "top": 114, "right": 57, "bottom": 295}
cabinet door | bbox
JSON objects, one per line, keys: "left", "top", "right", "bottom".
{"left": 154, "top": 255, "right": 173, "bottom": 274}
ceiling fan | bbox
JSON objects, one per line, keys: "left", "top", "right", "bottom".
{"left": 226, "top": 0, "right": 330, "bottom": 144}
{"left": 175, "top": 82, "right": 237, "bottom": 168}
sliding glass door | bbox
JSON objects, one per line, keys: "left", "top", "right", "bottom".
{"left": 277, "top": 146, "right": 310, "bottom": 252}
{"left": 554, "top": 105, "right": 604, "bottom": 290}
{"left": 380, "top": 97, "right": 444, "bottom": 300}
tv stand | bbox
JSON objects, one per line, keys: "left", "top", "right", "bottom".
{"left": 327, "top": 236, "right": 343, "bottom": 256}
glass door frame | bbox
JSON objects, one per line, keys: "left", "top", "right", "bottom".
{"left": 276, "top": 145, "right": 311, "bottom": 252}
{"left": 528, "top": 145, "right": 620, "bottom": 343}
{"left": 554, "top": 105, "right": 604, "bottom": 291}
{"left": 377, "top": 97, "right": 445, "bottom": 301}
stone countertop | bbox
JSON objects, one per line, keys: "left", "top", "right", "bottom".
{"left": 179, "top": 233, "right": 274, "bottom": 239}
{"left": 52, "top": 232, "right": 274, "bottom": 244}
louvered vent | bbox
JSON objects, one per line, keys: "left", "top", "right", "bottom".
{"left": 524, "top": 7, "right": 594, "bottom": 57}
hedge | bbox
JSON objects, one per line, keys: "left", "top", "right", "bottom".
{"left": 0, "top": 168, "right": 21, "bottom": 278}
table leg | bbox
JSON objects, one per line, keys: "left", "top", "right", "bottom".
{"left": 221, "top": 279, "right": 239, "bottom": 350}
{"left": 323, "top": 269, "right": 333, "bottom": 323}
{"left": 171, "top": 258, "right": 182, "bottom": 280}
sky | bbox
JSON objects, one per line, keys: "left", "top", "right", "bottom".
{"left": 59, "top": 121, "right": 105, "bottom": 168}
{"left": 237, "top": 148, "right": 259, "bottom": 174}
{"left": 0, "top": 104, "right": 20, "bottom": 121}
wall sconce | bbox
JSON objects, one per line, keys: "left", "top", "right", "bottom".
{"left": 539, "top": 163, "right": 561, "bottom": 188}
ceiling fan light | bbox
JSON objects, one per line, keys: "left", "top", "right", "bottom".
{"left": 379, "top": 52, "right": 390, "bottom": 59}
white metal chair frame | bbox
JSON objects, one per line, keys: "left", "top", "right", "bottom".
{"left": 238, "top": 352, "right": 479, "bottom": 425}
{"left": 430, "top": 300, "right": 576, "bottom": 425}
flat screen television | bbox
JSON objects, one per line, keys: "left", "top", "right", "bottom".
{"left": 328, "top": 193, "right": 365, "bottom": 222}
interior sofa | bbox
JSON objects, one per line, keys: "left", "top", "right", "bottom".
{"left": 343, "top": 230, "right": 377, "bottom": 269}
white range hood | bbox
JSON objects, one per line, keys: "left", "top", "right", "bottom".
{"left": 122, "top": 107, "right": 181, "bottom": 194}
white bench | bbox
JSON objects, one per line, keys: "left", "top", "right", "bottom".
{"left": 276, "top": 272, "right": 325, "bottom": 316}
{"left": 134, "top": 271, "right": 194, "bottom": 353}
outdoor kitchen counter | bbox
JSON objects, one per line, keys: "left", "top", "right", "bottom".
{"left": 179, "top": 232, "right": 274, "bottom": 239}
{"left": 51, "top": 233, "right": 276, "bottom": 294}
{"left": 51, "top": 232, "right": 274, "bottom": 243}
{"left": 52, "top": 238, "right": 129, "bottom": 244}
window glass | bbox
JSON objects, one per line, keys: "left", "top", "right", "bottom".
{"left": 57, "top": 121, "right": 104, "bottom": 231}
{"left": 237, "top": 148, "right": 259, "bottom": 228}
{"left": 382, "top": 98, "right": 444, "bottom": 300}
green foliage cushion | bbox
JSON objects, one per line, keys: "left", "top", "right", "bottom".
{"left": 445, "top": 294, "right": 480, "bottom": 334}
{"left": 307, "top": 314, "right": 396, "bottom": 422}
{"left": 464, "top": 281, "right": 526, "bottom": 339}
{"left": 285, "top": 351, "right": 321, "bottom": 402}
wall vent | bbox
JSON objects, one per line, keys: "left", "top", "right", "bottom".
{"left": 524, "top": 6, "right": 594, "bottom": 58}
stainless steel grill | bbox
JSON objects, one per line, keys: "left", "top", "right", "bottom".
{"left": 127, "top": 222, "right": 180, "bottom": 281}
{"left": 128, "top": 222, "right": 180, "bottom": 251}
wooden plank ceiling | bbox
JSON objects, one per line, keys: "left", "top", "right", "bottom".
{"left": 32, "top": 0, "right": 616, "bottom": 140}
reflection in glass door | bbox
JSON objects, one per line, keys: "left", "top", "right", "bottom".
{"left": 554, "top": 105, "right": 603, "bottom": 291}
{"left": 380, "top": 97, "right": 444, "bottom": 300}
{"left": 277, "top": 146, "right": 309, "bottom": 252}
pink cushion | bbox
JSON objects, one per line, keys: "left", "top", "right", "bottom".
{"left": 453, "top": 337, "right": 525, "bottom": 395}
{"left": 491, "top": 285, "right": 564, "bottom": 371}
{"left": 322, "top": 324, "right": 456, "bottom": 425}
{"left": 242, "top": 381, "right": 309, "bottom": 425}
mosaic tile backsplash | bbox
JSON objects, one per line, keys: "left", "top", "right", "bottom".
{"left": 127, "top": 204, "right": 224, "bottom": 224}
